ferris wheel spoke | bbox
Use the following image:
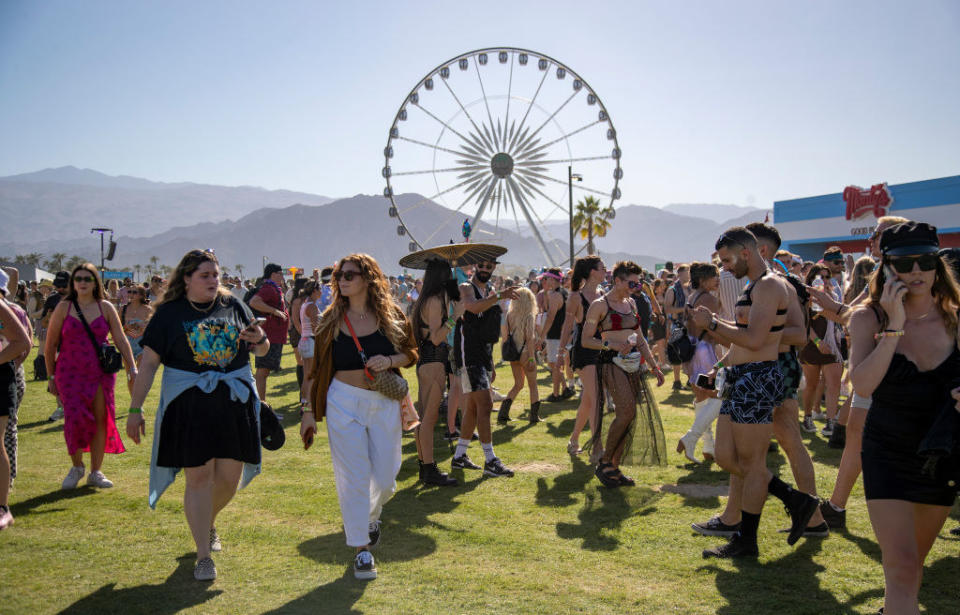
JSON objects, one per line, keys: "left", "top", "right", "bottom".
{"left": 509, "top": 65, "right": 551, "bottom": 151}
{"left": 412, "top": 102, "right": 476, "bottom": 148}
{"left": 503, "top": 54, "right": 515, "bottom": 147}
{"left": 515, "top": 154, "right": 611, "bottom": 167}
{"left": 473, "top": 61, "right": 498, "bottom": 149}
{"left": 471, "top": 176, "right": 499, "bottom": 228}
{"left": 514, "top": 89, "right": 581, "bottom": 154}
{"left": 395, "top": 135, "right": 481, "bottom": 160}
{"left": 421, "top": 175, "right": 498, "bottom": 245}
{"left": 397, "top": 174, "right": 491, "bottom": 215}
{"left": 514, "top": 174, "right": 569, "bottom": 216}
{"left": 393, "top": 165, "right": 486, "bottom": 177}
{"left": 524, "top": 119, "right": 603, "bottom": 154}
{"left": 439, "top": 77, "right": 496, "bottom": 152}
{"left": 505, "top": 177, "right": 555, "bottom": 265}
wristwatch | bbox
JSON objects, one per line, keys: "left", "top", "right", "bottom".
{"left": 708, "top": 316, "right": 718, "bottom": 331}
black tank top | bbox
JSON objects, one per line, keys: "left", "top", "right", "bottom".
{"left": 546, "top": 289, "right": 567, "bottom": 340}
{"left": 455, "top": 283, "right": 494, "bottom": 368}
{"left": 332, "top": 329, "right": 396, "bottom": 371}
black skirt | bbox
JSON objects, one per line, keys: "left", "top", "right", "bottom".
{"left": 156, "top": 381, "right": 261, "bottom": 468}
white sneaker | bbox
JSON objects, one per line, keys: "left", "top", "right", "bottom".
{"left": 86, "top": 470, "right": 114, "bottom": 488}
{"left": 48, "top": 407, "right": 64, "bottom": 422}
{"left": 62, "top": 465, "right": 85, "bottom": 490}
{"left": 812, "top": 412, "right": 827, "bottom": 422}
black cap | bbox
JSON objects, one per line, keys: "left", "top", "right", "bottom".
{"left": 320, "top": 266, "right": 333, "bottom": 282}
{"left": 263, "top": 263, "right": 283, "bottom": 278}
{"left": 53, "top": 271, "right": 70, "bottom": 288}
{"left": 880, "top": 222, "right": 940, "bottom": 256}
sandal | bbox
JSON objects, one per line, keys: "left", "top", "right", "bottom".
{"left": 617, "top": 472, "right": 636, "bottom": 487}
{"left": 595, "top": 462, "right": 622, "bottom": 488}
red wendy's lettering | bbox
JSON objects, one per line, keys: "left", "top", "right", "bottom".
{"left": 843, "top": 183, "right": 892, "bottom": 220}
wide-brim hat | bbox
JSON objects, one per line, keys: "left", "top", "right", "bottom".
{"left": 880, "top": 221, "right": 940, "bottom": 256}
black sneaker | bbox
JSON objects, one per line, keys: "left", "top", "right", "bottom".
{"left": 827, "top": 424, "right": 846, "bottom": 449}
{"left": 820, "top": 419, "right": 835, "bottom": 437}
{"left": 778, "top": 522, "right": 829, "bottom": 538}
{"left": 546, "top": 393, "right": 562, "bottom": 403}
{"left": 421, "top": 462, "right": 458, "bottom": 487}
{"left": 950, "top": 526, "right": 960, "bottom": 537}
{"left": 819, "top": 500, "right": 846, "bottom": 530}
{"left": 367, "top": 520, "right": 381, "bottom": 548}
{"left": 784, "top": 490, "right": 820, "bottom": 546}
{"left": 672, "top": 380, "right": 683, "bottom": 391}
{"left": 691, "top": 516, "right": 742, "bottom": 537}
{"left": 560, "top": 386, "right": 576, "bottom": 399}
{"left": 451, "top": 454, "right": 481, "bottom": 470}
{"left": 354, "top": 549, "right": 377, "bottom": 580}
{"left": 443, "top": 429, "right": 461, "bottom": 443}
{"left": 702, "top": 535, "right": 759, "bottom": 559}
{"left": 483, "top": 457, "right": 515, "bottom": 478}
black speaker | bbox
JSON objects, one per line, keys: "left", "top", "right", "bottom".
{"left": 106, "top": 240, "right": 117, "bottom": 260}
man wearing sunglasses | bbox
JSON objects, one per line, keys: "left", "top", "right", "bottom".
{"left": 691, "top": 227, "right": 819, "bottom": 559}
{"left": 451, "top": 260, "right": 519, "bottom": 477}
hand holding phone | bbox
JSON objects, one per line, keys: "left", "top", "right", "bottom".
{"left": 695, "top": 373, "right": 715, "bottom": 390}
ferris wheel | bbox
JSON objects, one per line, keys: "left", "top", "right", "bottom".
{"left": 382, "top": 47, "right": 622, "bottom": 266}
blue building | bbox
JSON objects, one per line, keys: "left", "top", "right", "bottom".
{"left": 774, "top": 175, "right": 960, "bottom": 261}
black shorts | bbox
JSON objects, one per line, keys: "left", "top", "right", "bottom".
{"left": 0, "top": 361, "right": 15, "bottom": 418}
{"left": 255, "top": 342, "right": 283, "bottom": 371}
{"left": 720, "top": 361, "right": 783, "bottom": 425}
{"left": 418, "top": 341, "right": 451, "bottom": 374}
{"left": 458, "top": 364, "right": 491, "bottom": 393}
{"left": 778, "top": 350, "right": 801, "bottom": 402}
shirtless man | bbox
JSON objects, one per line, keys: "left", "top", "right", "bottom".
{"left": 691, "top": 227, "right": 819, "bottom": 558}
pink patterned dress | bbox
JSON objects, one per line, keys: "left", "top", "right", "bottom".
{"left": 55, "top": 306, "right": 125, "bottom": 455}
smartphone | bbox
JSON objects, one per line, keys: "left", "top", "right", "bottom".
{"left": 248, "top": 317, "right": 267, "bottom": 329}
{"left": 695, "top": 373, "right": 715, "bottom": 390}
{"left": 302, "top": 425, "right": 315, "bottom": 450}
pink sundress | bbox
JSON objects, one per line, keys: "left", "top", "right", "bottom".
{"left": 56, "top": 306, "right": 125, "bottom": 455}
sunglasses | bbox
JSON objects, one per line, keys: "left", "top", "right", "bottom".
{"left": 476, "top": 263, "right": 496, "bottom": 271}
{"left": 73, "top": 275, "right": 95, "bottom": 283}
{"left": 626, "top": 280, "right": 642, "bottom": 289}
{"left": 334, "top": 270, "right": 362, "bottom": 282}
{"left": 886, "top": 254, "right": 938, "bottom": 274}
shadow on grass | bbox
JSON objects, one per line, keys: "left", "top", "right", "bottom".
{"left": 11, "top": 486, "right": 98, "bottom": 518}
{"left": 261, "top": 567, "right": 366, "bottom": 615}
{"left": 535, "top": 454, "right": 594, "bottom": 508}
{"left": 60, "top": 553, "right": 223, "bottom": 614}
{"left": 699, "top": 539, "right": 883, "bottom": 614}
{"left": 553, "top": 480, "right": 662, "bottom": 551}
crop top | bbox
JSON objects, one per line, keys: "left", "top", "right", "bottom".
{"left": 735, "top": 270, "right": 787, "bottom": 332}
{"left": 331, "top": 329, "right": 396, "bottom": 371}
{"left": 599, "top": 296, "right": 640, "bottom": 332}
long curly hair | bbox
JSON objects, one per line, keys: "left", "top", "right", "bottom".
{"left": 160, "top": 250, "right": 232, "bottom": 306}
{"left": 411, "top": 259, "right": 459, "bottom": 345}
{"left": 315, "top": 254, "right": 407, "bottom": 350}
{"left": 507, "top": 287, "right": 537, "bottom": 349}
{"left": 867, "top": 253, "right": 960, "bottom": 332}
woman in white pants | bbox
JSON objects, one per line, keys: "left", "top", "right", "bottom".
{"left": 301, "top": 254, "right": 417, "bottom": 580}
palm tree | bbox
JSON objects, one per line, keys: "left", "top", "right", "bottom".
{"left": 572, "top": 196, "right": 616, "bottom": 255}
{"left": 133, "top": 264, "right": 142, "bottom": 282}
{"left": 148, "top": 256, "right": 160, "bottom": 277}
{"left": 65, "top": 255, "right": 86, "bottom": 271}
{"left": 14, "top": 253, "right": 45, "bottom": 266}
{"left": 44, "top": 252, "right": 67, "bottom": 272}
{"left": 235, "top": 264, "right": 245, "bottom": 280}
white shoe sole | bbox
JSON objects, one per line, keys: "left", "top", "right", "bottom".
{"left": 354, "top": 568, "right": 377, "bottom": 580}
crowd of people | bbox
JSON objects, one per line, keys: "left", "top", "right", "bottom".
{"left": 1, "top": 217, "right": 958, "bottom": 615}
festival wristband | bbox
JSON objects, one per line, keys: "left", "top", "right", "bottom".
{"left": 713, "top": 360, "right": 724, "bottom": 369}
{"left": 445, "top": 317, "right": 456, "bottom": 329}
{"left": 874, "top": 330, "right": 904, "bottom": 340}
{"left": 812, "top": 337, "right": 822, "bottom": 345}
{"left": 128, "top": 407, "right": 142, "bottom": 414}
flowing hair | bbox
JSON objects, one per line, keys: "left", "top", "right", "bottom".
{"left": 508, "top": 287, "right": 537, "bottom": 349}
{"left": 844, "top": 256, "right": 876, "bottom": 303}
{"left": 66, "top": 263, "right": 106, "bottom": 302}
{"left": 571, "top": 255, "right": 603, "bottom": 292}
{"left": 411, "top": 259, "right": 459, "bottom": 345}
{"left": 160, "top": 250, "right": 232, "bottom": 306}
{"left": 314, "top": 254, "right": 408, "bottom": 350}
{"left": 867, "top": 253, "right": 960, "bottom": 332}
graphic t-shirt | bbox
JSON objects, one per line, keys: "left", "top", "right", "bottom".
{"left": 141, "top": 296, "right": 254, "bottom": 373}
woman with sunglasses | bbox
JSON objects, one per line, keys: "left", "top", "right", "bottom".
{"left": 579, "top": 261, "right": 667, "bottom": 487}
{"left": 849, "top": 222, "right": 960, "bottom": 614}
{"left": 44, "top": 264, "right": 136, "bottom": 491}
{"left": 301, "top": 254, "right": 417, "bottom": 580}
{"left": 125, "top": 249, "right": 268, "bottom": 581}
{"left": 122, "top": 286, "right": 153, "bottom": 395}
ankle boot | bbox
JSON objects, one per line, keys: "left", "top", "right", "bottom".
{"left": 296, "top": 365, "right": 304, "bottom": 388}
{"left": 421, "top": 461, "right": 458, "bottom": 487}
{"left": 497, "top": 398, "right": 513, "bottom": 424}
{"left": 529, "top": 400, "right": 542, "bottom": 424}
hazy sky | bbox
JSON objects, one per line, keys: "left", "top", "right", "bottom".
{"left": 2, "top": 0, "right": 958, "bottom": 212}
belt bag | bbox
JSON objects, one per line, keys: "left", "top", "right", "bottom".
{"left": 343, "top": 314, "right": 409, "bottom": 401}
{"left": 73, "top": 300, "right": 123, "bottom": 374}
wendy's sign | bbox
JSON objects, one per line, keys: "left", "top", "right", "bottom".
{"left": 843, "top": 183, "right": 892, "bottom": 220}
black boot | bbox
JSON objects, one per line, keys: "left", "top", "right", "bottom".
{"left": 497, "top": 398, "right": 513, "bottom": 424}
{"left": 529, "top": 400, "right": 542, "bottom": 424}
{"left": 828, "top": 424, "right": 846, "bottom": 449}
{"left": 296, "top": 365, "right": 304, "bottom": 389}
{"left": 420, "top": 460, "right": 458, "bottom": 487}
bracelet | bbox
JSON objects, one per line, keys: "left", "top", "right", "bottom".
{"left": 811, "top": 336, "right": 822, "bottom": 345}
{"left": 708, "top": 317, "right": 718, "bottom": 331}
{"left": 714, "top": 360, "right": 724, "bottom": 369}
{"left": 601, "top": 339, "right": 611, "bottom": 349}
{"left": 445, "top": 317, "right": 456, "bottom": 329}
{"left": 837, "top": 304, "right": 848, "bottom": 317}
{"left": 874, "top": 329, "right": 904, "bottom": 340}
{"left": 128, "top": 407, "right": 142, "bottom": 414}
{"left": 255, "top": 335, "right": 268, "bottom": 345}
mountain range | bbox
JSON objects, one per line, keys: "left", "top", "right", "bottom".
{"left": 1, "top": 167, "right": 766, "bottom": 275}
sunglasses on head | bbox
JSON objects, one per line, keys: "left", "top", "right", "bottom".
{"left": 886, "top": 254, "right": 938, "bottom": 274}
{"left": 334, "top": 270, "right": 361, "bottom": 282}
{"left": 73, "top": 275, "right": 95, "bottom": 283}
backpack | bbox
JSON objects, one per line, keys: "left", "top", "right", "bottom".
{"left": 666, "top": 321, "right": 696, "bottom": 365}
{"left": 33, "top": 354, "right": 48, "bottom": 381}
{"left": 501, "top": 334, "right": 523, "bottom": 362}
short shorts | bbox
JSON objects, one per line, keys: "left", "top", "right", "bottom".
{"left": 0, "top": 361, "right": 17, "bottom": 418}
{"left": 298, "top": 336, "right": 315, "bottom": 360}
{"left": 777, "top": 350, "right": 801, "bottom": 402}
{"left": 851, "top": 392, "right": 872, "bottom": 409}
{"left": 458, "top": 364, "right": 491, "bottom": 394}
{"left": 127, "top": 335, "right": 144, "bottom": 359}
{"left": 255, "top": 342, "right": 283, "bottom": 371}
{"left": 719, "top": 360, "right": 783, "bottom": 425}
{"left": 545, "top": 339, "right": 561, "bottom": 364}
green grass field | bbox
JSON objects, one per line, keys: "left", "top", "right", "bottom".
{"left": 1, "top": 345, "right": 957, "bottom": 614}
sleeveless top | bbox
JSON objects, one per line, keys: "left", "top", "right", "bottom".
{"left": 546, "top": 289, "right": 567, "bottom": 339}
{"left": 735, "top": 270, "right": 787, "bottom": 332}
{"left": 599, "top": 296, "right": 640, "bottom": 332}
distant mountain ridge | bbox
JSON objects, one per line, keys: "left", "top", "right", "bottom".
{"left": 663, "top": 202, "right": 764, "bottom": 223}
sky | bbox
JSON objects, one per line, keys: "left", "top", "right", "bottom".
{"left": 2, "top": 0, "right": 959, "bottom": 214}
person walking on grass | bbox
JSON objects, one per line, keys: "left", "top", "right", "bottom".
{"left": 126, "top": 249, "right": 269, "bottom": 582}
{"left": 499, "top": 287, "right": 540, "bottom": 425}
{"left": 1, "top": 270, "right": 33, "bottom": 501}
{"left": 0, "top": 276, "right": 30, "bottom": 530}
{"left": 248, "top": 263, "right": 288, "bottom": 410}
{"left": 122, "top": 286, "right": 153, "bottom": 396}
{"left": 44, "top": 264, "right": 136, "bottom": 492}
{"left": 301, "top": 254, "right": 418, "bottom": 580}
{"left": 539, "top": 268, "right": 573, "bottom": 403}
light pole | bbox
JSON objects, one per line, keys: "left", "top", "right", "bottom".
{"left": 567, "top": 166, "right": 583, "bottom": 267}
{"left": 90, "top": 227, "right": 113, "bottom": 272}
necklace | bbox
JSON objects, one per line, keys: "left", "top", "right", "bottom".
{"left": 349, "top": 308, "right": 369, "bottom": 320}
{"left": 187, "top": 297, "right": 216, "bottom": 314}
{"left": 907, "top": 306, "right": 937, "bottom": 321}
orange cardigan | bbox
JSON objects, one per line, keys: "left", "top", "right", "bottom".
{"left": 309, "top": 307, "right": 418, "bottom": 420}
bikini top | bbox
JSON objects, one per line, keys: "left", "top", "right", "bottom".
{"left": 598, "top": 296, "right": 640, "bottom": 332}
{"left": 735, "top": 270, "right": 787, "bottom": 332}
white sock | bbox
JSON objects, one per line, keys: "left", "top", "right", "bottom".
{"left": 455, "top": 439, "right": 470, "bottom": 459}
{"left": 481, "top": 442, "right": 496, "bottom": 462}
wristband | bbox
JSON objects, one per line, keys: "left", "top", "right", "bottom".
{"left": 445, "top": 317, "right": 456, "bottom": 329}
{"left": 874, "top": 330, "right": 904, "bottom": 340}
{"left": 255, "top": 335, "right": 268, "bottom": 345}
{"left": 714, "top": 360, "right": 724, "bottom": 369}
{"left": 496, "top": 292, "right": 502, "bottom": 301}
{"left": 49, "top": 375, "right": 55, "bottom": 381}
{"left": 708, "top": 317, "right": 718, "bottom": 331}
{"left": 812, "top": 337, "right": 822, "bottom": 345}
{"left": 128, "top": 407, "right": 142, "bottom": 414}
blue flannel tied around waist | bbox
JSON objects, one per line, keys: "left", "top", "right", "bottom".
{"left": 148, "top": 366, "right": 261, "bottom": 509}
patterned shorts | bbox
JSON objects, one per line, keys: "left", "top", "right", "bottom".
{"left": 458, "top": 364, "right": 491, "bottom": 394}
{"left": 720, "top": 361, "right": 784, "bottom": 425}
{"left": 778, "top": 350, "right": 801, "bottom": 402}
